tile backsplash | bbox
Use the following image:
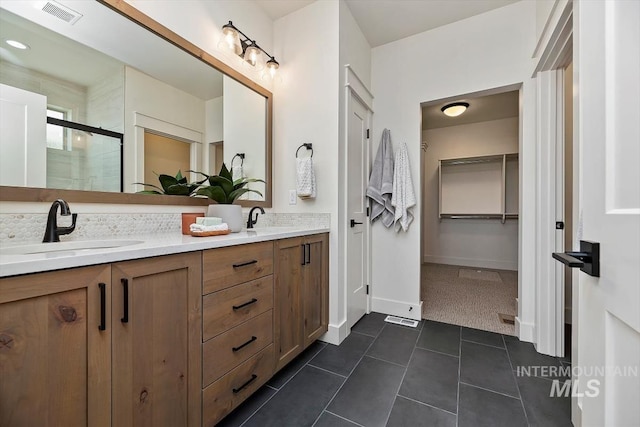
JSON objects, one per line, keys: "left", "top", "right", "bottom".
{"left": 0, "top": 212, "right": 331, "bottom": 244}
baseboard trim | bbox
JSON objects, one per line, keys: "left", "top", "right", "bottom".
{"left": 371, "top": 297, "right": 422, "bottom": 321}
{"left": 319, "top": 319, "right": 348, "bottom": 345}
{"left": 423, "top": 255, "right": 517, "bottom": 271}
{"left": 516, "top": 317, "right": 535, "bottom": 343}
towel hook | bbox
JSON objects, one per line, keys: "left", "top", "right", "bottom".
{"left": 296, "top": 143, "right": 313, "bottom": 158}
{"left": 231, "top": 153, "right": 245, "bottom": 166}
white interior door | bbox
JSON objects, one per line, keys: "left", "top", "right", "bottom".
{"left": 0, "top": 84, "right": 47, "bottom": 187}
{"left": 574, "top": 0, "right": 640, "bottom": 425}
{"left": 346, "top": 92, "right": 370, "bottom": 329}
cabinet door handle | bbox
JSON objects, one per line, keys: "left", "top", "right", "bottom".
{"left": 98, "top": 283, "right": 106, "bottom": 331}
{"left": 305, "top": 243, "right": 311, "bottom": 264}
{"left": 232, "top": 298, "right": 258, "bottom": 310}
{"left": 301, "top": 244, "right": 306, "bottom": 265}
{"left": 232, "top": 260, "right": 258, "bottom": 269}
{"left": 121, "top": 278, "right": 129, "bottom": 323}
{"left": 232, "top": 336, "right": 257, "bottom": 352}
{"left": 232, "top": 374, "right": 257, "bottom": 394}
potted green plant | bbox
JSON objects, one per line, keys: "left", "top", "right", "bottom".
{"left": 193, "top": 163, "right": 265, "bottom": 232}
{"left": 134, "top": 170, "right": 206, "bottom": 196}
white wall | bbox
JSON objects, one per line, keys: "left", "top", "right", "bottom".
{"left": 371, "top": 1, "right": 537, "bottom": 334}
{"left": 423, "top": 117, "right": 519, "bottom": 270}
{"left": 205, "top": 96, "right": 223, "bottom": 144}
{"left": 536, "top": 0, "right": 556, "bottom": 42}
{"left": 222, "top": 75, "right": 266, "bottom": 199}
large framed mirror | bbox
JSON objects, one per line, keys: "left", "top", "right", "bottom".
{"left": 0, "top": 0, "right": 272, "bottom": 207}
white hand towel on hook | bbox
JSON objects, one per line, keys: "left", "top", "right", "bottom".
{"left": 296, "top": 156, "right": 316, "bottom": 199}
{"left": 232, "top": 164, "right": 244, "bottom": 182}
{"left": 391, "top": 142, "right": 416, "bottom": 232}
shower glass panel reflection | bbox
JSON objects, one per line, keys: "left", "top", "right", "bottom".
{"left": 46, "top": 117, "right": 123, "bottom": 192}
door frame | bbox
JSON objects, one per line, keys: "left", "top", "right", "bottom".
{"left": 343, "top": 65, "right": 374, "bottom": 326}
{"left": 532, "top": 0, "right": 573, "bottom": 358}
{"left": 533, "top": 1, "right": 580, "bottom": 424}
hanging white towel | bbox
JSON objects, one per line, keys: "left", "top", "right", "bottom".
{"left": 391, "top": 142, "right": 416, "bottom": 232}
{"left": 232, "top": 164, "right": 244, "bottom": 182}
{"left": 366, "top": 128, "right": 395, "bottom": 227}
{"left": 296, "top": 156, "right": 316, "bottom": 199}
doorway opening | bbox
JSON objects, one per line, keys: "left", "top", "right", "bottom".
{"left": 143, "top": 131, "right": 192, "bottom": 185}
{"left": 420, "top": 88, "right": 520, "bottom": 335}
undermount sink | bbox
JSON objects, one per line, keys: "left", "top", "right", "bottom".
{"left": 0, "top": 239, "right": 144, "bottom": 256}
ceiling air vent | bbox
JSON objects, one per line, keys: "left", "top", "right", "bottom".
{"left": 42, "top": 1, "right": 83, "bottom": 25}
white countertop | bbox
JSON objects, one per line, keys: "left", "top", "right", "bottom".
{"left": 0, "top": 226, "right": 329, "bottom": 278}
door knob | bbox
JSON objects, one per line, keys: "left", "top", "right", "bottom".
{"left": 552, "top": 240, "right": 600, "bottom": 277}
{"left": 350, "top": 219, "right": 363, "bottom": 228}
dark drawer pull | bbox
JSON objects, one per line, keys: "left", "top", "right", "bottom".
{"left": 98, "top": 283, "right": 106, "bottom": 331}
{"left": 121, "top": 278, "right": 129, "bottom": 323}
{"left": 232, "top": 336, "right": 257, "bottom": 352}
{"left": 232, "top": 374, "right": 257, "bottom": 394}
{"left": 233, "top": 298, "right": 258, "bottom": 310}
{"left": 232, "top": 260, "right": 258, "bottom": 269}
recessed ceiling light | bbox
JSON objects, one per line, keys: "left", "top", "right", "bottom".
{"left": 5, "top": 39, "right": 30, "bottom": 50}
{"left": 441, "top": 102, "right": 469, "bottom": 117}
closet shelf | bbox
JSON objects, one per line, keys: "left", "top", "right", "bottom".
{"left": 439, "top": 152, "right": 519, "bottom": 224}
{"left": 440, "top": 153, "right": 517, "bottom": 166}
{"left": 440, "top": 213, "right": 519, "bottom": 220}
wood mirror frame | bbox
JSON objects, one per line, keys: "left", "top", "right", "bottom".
{"left": 0, "top": 0, "right": 272, "bottom": 208}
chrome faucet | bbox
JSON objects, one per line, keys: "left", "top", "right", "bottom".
{"left": 43, "top": 199, "right": 77, "bottom": 243}
{"left": 246, "top": 206, "right": 265, "bottom": 229}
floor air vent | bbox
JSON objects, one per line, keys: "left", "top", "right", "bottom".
{"left": 42, "top": 1, "right": 83, "bottom": 24}
{"left": 498, "top": 313, "right": 515, "bottom": 325}
{"left": 384, "top": 315, "right": 419, "bottom": 328}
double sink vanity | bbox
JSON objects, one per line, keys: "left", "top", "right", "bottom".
{"left": 0, "top": 225, "right": 329, "bottom": 426}
{"left": 0, "top": 0, "right": 326, "bottom": 424}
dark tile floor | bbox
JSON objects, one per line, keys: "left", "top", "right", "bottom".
{"left": 218, "top": 313, "right": 572, "bottom": 427}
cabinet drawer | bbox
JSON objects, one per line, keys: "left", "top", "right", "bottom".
{"left": 203, "top": 310, "right": 273, "bottom": 387}
{"left": 202, "top": 344, "right": 274, "bottom": 427}
{"left": 202, "top": 276, "right": 273, "bottom": 341}
{"left": 203, "top": 242, "right": 273, "bottom": 295}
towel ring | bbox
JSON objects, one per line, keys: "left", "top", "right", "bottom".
{"left": 296, "top": 143, "right": 313, "bottom": 158}
{"left": 231, "top": 153, "right": 245, "bottom": 166}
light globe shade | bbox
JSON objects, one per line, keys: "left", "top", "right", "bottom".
{"left": 441, "top": 102, "right": 469, "bottom": 117}
{"left": 266, "top": 58, "right": 279, "bottom": 78}
{"left": 243, "top": 43, "right": 264, "bottom": 70}
{"left": 220, "top": 23, "right": 241, "bottom": 55}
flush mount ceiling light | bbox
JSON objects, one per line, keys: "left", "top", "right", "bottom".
{"left": 441, "top": 102, "right": 469, "bottom": 117}
{"left": 220, "top": 21, "right": 279, "bottom": 78}
{"left": 5, "top": 39, "right": 30, "bottom": 50}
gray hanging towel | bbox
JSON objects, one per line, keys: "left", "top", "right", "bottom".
{"left": 366, "top": 128, "right": 395, "bottom": 227}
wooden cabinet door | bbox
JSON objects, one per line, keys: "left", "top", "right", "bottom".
{"left": 0, "top": 266, "right": 111, "bottom": 427}
{"left": 111, "top": 252, "right": 201, "bottom": 427}
{"left": 274, "top": 237, "right": 304, "bottom": 371}
{"left": 302, "top": 233, "right": 329, "bottom": 347}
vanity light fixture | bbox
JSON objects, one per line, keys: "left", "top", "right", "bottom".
{"left": 5, "top": 39, "right": 30, "bottom": 50}
{"left": 220, "top": 21, "right": 279, "bottom": 77}
{"left": 441, "top": 102, "right": 469, "bottom": 117}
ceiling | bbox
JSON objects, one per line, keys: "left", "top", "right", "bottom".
{"left": 255, "top": 0, "right": 520, "bottom": 47}
{"left": 254, "top": 0, "right": 315, "bottom": 20}
{"left": 422, "top": 90, "right": 519, "bottom": 130}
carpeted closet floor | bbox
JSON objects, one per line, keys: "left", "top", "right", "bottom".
{"left": 421, "top": 263, "right": 518, "bottom": 335}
